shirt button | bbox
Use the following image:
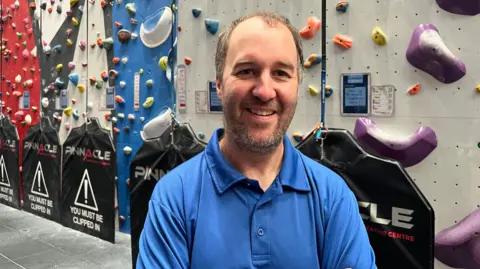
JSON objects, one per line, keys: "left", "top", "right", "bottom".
{"left": 257, "top": 228, "right": 264, "bottom": 236}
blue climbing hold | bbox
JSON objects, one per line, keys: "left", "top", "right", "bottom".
{"left": 54, "top": 44, "right": 62, "bottom": 52}
{"left": 192, "top": 8, "right": 201, "bottom": 18}
{"left": 55, "top": 78, "right": 66, "bottom": 89}
{"left": 325, "top": 86, "right": 334, "bottom": 98}
{"left": 205, "top": 19, "right": 220, "bottom": 35}
{"left": 68, "top": 73, "right": 79, "bottom": 86}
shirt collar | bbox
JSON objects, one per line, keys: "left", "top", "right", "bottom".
{"left": 205, "top": 128, "right": 311, "bottom": 194}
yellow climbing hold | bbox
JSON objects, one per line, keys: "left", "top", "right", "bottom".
{"left": 72, "top": 17, "right": 79, "bottom": 26}
{"left": 292, "top": 132, "right": 303, "bottom": 142}
{"left": 70, "top": 0, "right": 79, "bottom": 8}
{"left": 158, "top": 56, "right": 168, "bottom": 71}
{"left": 77, "top": 84, "right": 85, "bottom": 92}
{"left": 308, "top": 85, "right": 319, "bottom": 96}
{"left": 56, "top": 64, "right": 63, "bottom": 72}
{"left": 143, "top": 97, "right": 154, "bottom": 108}
{"left": 476, "top": 84, "right": 480, "bottom": 93}
{"left": 372, "top": 26, "right": 387, "bottom": 46}
{"left": 64, "top": 107, "right": 72, "bottom": 116}
{"left": 139, "top": 68, "right": 144, "bottom": 74}
{"left": 67, "top": 39, "right": 73, "bottom": 47}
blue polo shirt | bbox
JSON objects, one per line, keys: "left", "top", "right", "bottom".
{"left": 137, "top": 128, "right": 377, "bottom": 269}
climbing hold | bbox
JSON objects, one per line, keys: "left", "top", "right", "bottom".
{"left": 66, "top": 39, "right": 73, "bottom": 47}
{"left": 145, "top": 79, "right": 154, "bottom": 88}
{"left": 406, "top": 24, "right": 466, "bottom": 84}
{"left": 354, "top": 117, "right": 437, "bottom": 167}
{"left": 70, "top": 0, "right": 79, "bottom": 8}
{"left": 72, "top": 109, "right": 79, "bottom": 120}
{"left": 54, "top": 44, "right": 62, "bottom": 52}
{"left": 131, "top": 33, "right": 138, "bottom": 40}
{"left": 372, "top": 27, "right": 387, "bottom": 46}
{"left": 198, "top": 132, "right": 205, "bottom": 139}
{"left": 55, "top": 78, "right": 66, "bottom": 89}
{"left": 22, "top": 49, "right": 29, "bottom": 59}
{"left": 111, "top": 117, "right": 117, "bottom": 123}
{"left": 77, "top": 84, "right": 85, "bottom": 92}
{"left": 123, "top": 146, "right": 132, "bottom": 155}
{"left": 97, "top": 37, "right": 103, "bottom": 48}
{"left": 139, "top": 117, "right": 145, "bottom": 122}
{"left": 131, "top": 18, "right": 137, "bottom": 25}
{"left": 103, "top": 37, "right": 114, "bottom": 50}
{"left": 72, "top": 18, "right": 79, "bottom": 26}
{"left": 292, "top": 132, "right": 303, "bottom": 142}
{"left": 125, "top": 3, "right": 136, "bottom": 17}
{"left": 192, "top": 8, "right": 201, "bottom": 18}
{"left": 205, "top": 19, "right": 220, "bottom": 35}
{"left": 14, "top": 111, "right": 24, "bottom": 121}
{"left": 27, "top": 29, "right": 33, "bottom": 35}
{"left": 89, "top": 76, "right": 96, "bottom": 85}
{"left": 66, "top": 28, "right": 72, "bottom": 36}
{"left": 42, "top": 97, "right": 49, "bottom": 108}
{"left": 143, "top": 97, "right": 154, "bottom": 108}
{"left": 115, "top": 21, "right": 122, "bottom": 29}
{"left": 184, "top": 57, "right": 192, "bottom": 65}
{"left": 112, "top": 57, "right": 120, "bottom": 64}
{"left": 121, "top": 57, "right": 128, "bottom": 64}
{"left": 95, "top": 80, "right": 104, "bottom": 89}
{"left": 100, "top": 0, "right": 107, "bottom": 8}
{"left": 64, "top": 107, "right": 72, "bottom": 116}
{"left": 44, "top": 45, "right": 52, "bottom": 55}
{"left": 30, "top": 2, "right": 36, "bottom": 9}
{"left": 336, "top": 1, "right": 349, "bottom": 12}
{"left": 124, "top": 126, "right": 130, "bottom": 133}
{"left": 139, "top": 69, "right": 144, "bottom": 74}
{"left": 128, "top": 114, "right": 135, "bottom": 122}
{"left": 71, "top": 98, "right": 77, "bottom": 105}
{"left": 66, "top": 10, "right": 73, "bottom": 17}
{"left": 407, "top": 83, "right": 421, "bottom": 95}
{"left": 119, "top": 81, "right": 126, "bottom": 88}
{"left": 82, "top": 62, "right": 88, "bottom": 67}
{"left": 79, "top": 40, "right": 86, "bottom": 50}
{"left": 117, "top": 113, "right": 125, "bottom": 119}
{"left": 303, "top": 54, "right": 322, "bottom": 68}
{"left": 15, "top": 75, "right": 21, "bottom": 83}
{"left": 325, "top": 85, "right": 334, "bottom": 98}
{"left": 87, "top": 101, "right": 94, "bottom": 109}
{"left": 299, "top": 16, "right": 322, "bottom": 39}
{"left": 435, "top": 0, "right": 480, "bottom": 16}
{"left": 109, "top": 70, "right": 119, "bottom": 80}
{"left": 90, "top": 43, "right": 96, "bottom": 49}
{"left": 113, "top": 127, "right": 120, "bottom": 134}
{"left": 115, "top": 95, "right": 125, "bottom": 104}
{"left": 177, "top": 26, "right": 182, "bottom": 32}
{"left": 139, "top": 7, "right": 174, "bottom": 48}
{"left": 56, "top": 5, "right": 62, "bottom": 14}
{"left": 101, "top": 71, "right": 109, "bottom": 81}
{"left": 158, "top": 56, "right": 168, "bottom": 71}
{"left": 333, "top": 34, "right": 353, "bottom": 49}
{"left": 26, "top": 79, "right": 33, "bottom": 88}
{"left": 68, "top": 62, "right": 76, "bottom": 70}
{"left": 48, "top": 7, "right": 53, "bottom": 13}
{"left": 308, "top": 85, "right": 319, "bottom": 96}
{"left": 56, "top": 64, "right": 63, "bottom": 72}
{"left": 32, "top": 106, "right": 38, "bottom": 112}
{"left": 476, "top": 84, "right": 480, "bottom": 93}
{"left": 16, "top": 32, "right": 22, "bottom": 39}
{"left": 68, "top": 73, "right": 79, "bottom": 86}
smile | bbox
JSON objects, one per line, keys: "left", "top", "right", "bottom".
{"left": 247, "top": 108, "right": 275, "bottom": 116}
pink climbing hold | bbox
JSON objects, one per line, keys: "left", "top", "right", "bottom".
{"left": 68, "top": 62, "right": 76, "bottom": 69}
{"left": 27, "top": 28, "right": 33, "bottom": 35}
{"left": 79, "top": 40, "right": 86, "bottom": 50}
{"left": 22, "top": 49, "right": 29, "bottom": 59}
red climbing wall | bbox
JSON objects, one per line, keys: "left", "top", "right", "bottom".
{"left": 1, "top": 1, "right": 41, "bottom": 200}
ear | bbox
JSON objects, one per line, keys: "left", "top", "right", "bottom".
{"left": 216, "top": 77, "right": 223, "bottom": 99}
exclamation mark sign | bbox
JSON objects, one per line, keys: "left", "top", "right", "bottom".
{"left": 37, "top": 170, "right": 41, "bottom": 192}
{"left": 84, "top": 178, "right": 88, "bottom": 204}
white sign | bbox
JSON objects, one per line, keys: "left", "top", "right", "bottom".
{"left": 0, "top": 155, "right": 13, "bottom": 203}
{"left": 371, "top": 85, "right": 395, "bottom": 117}
{"left": 177, "top": 64, "right": 187, "bottom": 113}
{"left": 70, "top": 169, "right": 104, "bottom": 232}
{"left": 195, "top": 91, "right": 208, "bottom": 113}
{"left": 27, "top": 161, "right": 54, "bottom": 215}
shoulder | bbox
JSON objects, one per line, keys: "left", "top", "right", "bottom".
{"left": 297, "top": 150, "right": 354, "bottom": 206}
{"left": 150, "top": 152, "right": 206, "bottom": 216}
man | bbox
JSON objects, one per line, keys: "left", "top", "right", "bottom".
{"left": 137, "top": 11, "right": 377, "bottom": 269}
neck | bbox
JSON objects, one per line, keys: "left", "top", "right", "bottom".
{"left": 219, "top": 131, "right": 284, "bottom": 191}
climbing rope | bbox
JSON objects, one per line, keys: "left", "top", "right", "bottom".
{"left": 315, "top": 0, "right": 328, "bottom": 141}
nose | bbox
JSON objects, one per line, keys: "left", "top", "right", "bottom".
{"left": 252, "top": 72, "right": 277, "bottom": 102}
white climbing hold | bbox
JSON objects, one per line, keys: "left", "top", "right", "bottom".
{"left": 87, "top": 101, "right": 94, "bottom": 109}
{"left": 15, "top": 75, "right": 21, "bottom": 83}
{"left": 120, "top": 81, "right": 126, "bottom": 88}
{"left": 123, "top": 146, "right": 132, "bottom": 155}
{"left": 41, "top": 97, "right": 49, "bottom": 108}
{"left": 24, "top": 114, "right": 32, "bottom": 125}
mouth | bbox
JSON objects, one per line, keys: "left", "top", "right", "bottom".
{"left": 246, "top": 108, "right": 276, "bottom": 117}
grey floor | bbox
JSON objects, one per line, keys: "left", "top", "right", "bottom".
{"left": 0, "top": 203, "right": 133, "bottom": 269}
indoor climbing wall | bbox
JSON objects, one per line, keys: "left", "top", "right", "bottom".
{"left": 112, "top": 0, "right": 177, "bottom": 232}
{"left": 177, "top": 1, "right": 479, "bottom": 269}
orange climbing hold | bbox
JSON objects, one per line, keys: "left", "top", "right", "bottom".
{"left": 29, "top": 2, "right": 36, "bottom": 9}
{"left": 299, "top": 16, "right": 322, "bottom": 39}
{"left": 97, "top": 37, "right": 103, "bottom": 47}
{"left": 178, "top": 26, "right": 182, "bottom": 31}
{"left": 48, "top": 7, "right": 52, "bottom": 13}
{"left": 115, "top": 22, "right": 122, "bottom": 28}
{"left": 408, "top": 83, "right": 421, "bottom": 95}
{"left": 113, "top": 57, "right": 120, "bottom": 64}
{"left": 184, "top": 57, "right": 192, "bottom": 65}
{"left": 333, "top": 34, "right": 353, "bottom": 49}
{"left": 101, "top": 0, "right": 107, "bottom": 8}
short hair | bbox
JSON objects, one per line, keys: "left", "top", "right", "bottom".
{"left": 215, "top": 12, "right": 304, "bottom": 84}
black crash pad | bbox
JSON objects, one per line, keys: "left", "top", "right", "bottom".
{"left": 296, "top": 128, "right": 435, "bottom": 269}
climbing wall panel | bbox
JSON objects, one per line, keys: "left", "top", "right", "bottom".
{"left": 2, "top": 0, "right": 42, "bottom": 200}
{"left": 177, "top": 1, "right": 479, "bottom": 268}
{"left": 112, "top": 0, "right": 177, "bottom": 233}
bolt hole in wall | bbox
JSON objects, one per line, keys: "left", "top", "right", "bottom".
{"left": 170, "top": 1, "right": 480, "bottom": 269}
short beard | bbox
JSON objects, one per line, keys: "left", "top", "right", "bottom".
{"left": 224, "top": 118, "right": 285, "bottom": 154}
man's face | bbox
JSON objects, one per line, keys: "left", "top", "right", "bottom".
{"left": 217, "top": 17, "right": 299, "bottom": 153}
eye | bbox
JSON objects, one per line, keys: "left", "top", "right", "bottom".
{"left": 238, "top": 69, "right": 255, "bottom": 76}
{"left": 273, "top": 70, "right": 290, "bottom": 77}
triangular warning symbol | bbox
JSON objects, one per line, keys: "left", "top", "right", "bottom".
{"left": 0, "top": 155, "right": 10, "bottom": 187}
{"left": 74, "top": 169, "right": 98, "bottom": 212}
{"left": 31, "top": 161, "right": 49, "bottom": 198}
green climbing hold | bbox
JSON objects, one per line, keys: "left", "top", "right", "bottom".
{"left": 125, "top": 3, "right": 136, "bottom": 17}
{"left": 158, "top": 56, "right": 168, "bottom": 71}
{"left": 171, "top": 4, "right": 178, "bottom": 13}
{"left": 103, "top": 37, "right": 114, "bottom": 51}
{"left": 139, "top": 69, "right": 144, "bottom": 74}
{"left": 16, "top": 32, "right": 22, "bottom": 39}
{"left": 22, "top": 41, "right": 27, "bottom": 47}
{"left": 478, "top": 142, "right": 480, "bottom": 148}
{"left": 95, "top": 80, "right": 104, "bottom": 89}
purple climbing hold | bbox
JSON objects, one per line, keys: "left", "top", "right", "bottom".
{"left": 435, "top": 0, "right": 480, "bottom": 15}
{"left": 353, "top": 117, "right": 437, "bottom": 168}
{"left": 435, "top": 208, "right": 480, "bottom": 269}
{"left": 406, "top": 24, "right": 466, "bottom": 84}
